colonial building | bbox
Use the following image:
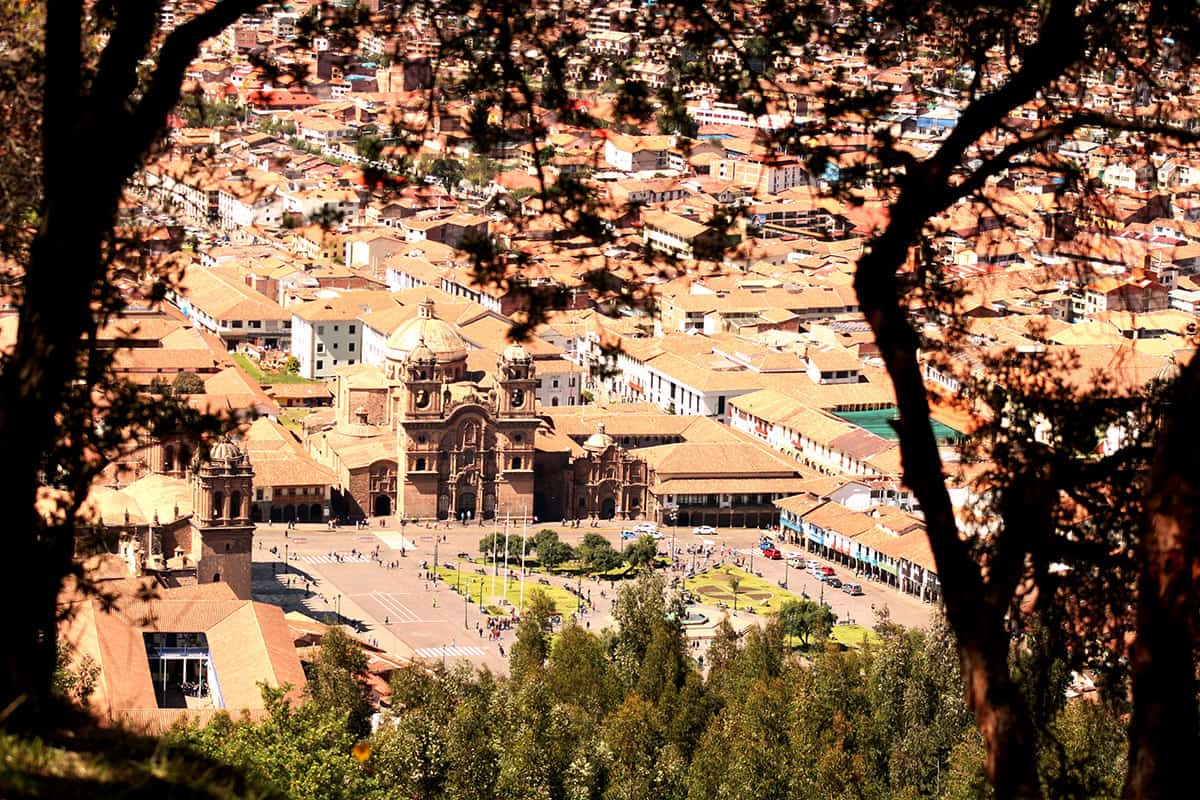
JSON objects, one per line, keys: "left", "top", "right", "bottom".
{"left": 306, "top": 297, "right": 540, "bottom": 521}
{"left": 78, "top": 438, "right": 257, "bottom": 600}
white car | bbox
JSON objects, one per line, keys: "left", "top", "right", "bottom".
{"left": 693, "top": 525, "right": 717, "bottom": 535}
{"left": 633, "top": 522, "right": 658, "bottom": 534}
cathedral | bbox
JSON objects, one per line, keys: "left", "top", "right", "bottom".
{"left": 307, "top": 297, "right": 540, "bottom": 521}
{"left": 78, "top": 438, "right": 256, "bottom": 600}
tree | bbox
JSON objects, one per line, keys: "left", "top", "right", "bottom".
{"left": 479, "top": 532, "right": 524, "bottom": 561}
{"left": 622, "top": 535, "right": 658, "bottom": 571}
{"left": 577, "top": 532, "right": 621, "bottom": 573}
{"left": 509, "top": 589, "right": 554, "bottom": 683}
{"left": 429, "top": 158, "right": 465, "bottom": 191}
{"left": 171, "top": 370, "right": 205, "bottom": 395}
{"left": 727, "top": 574, "right": 741, "bottom": 612}
{"left": 776, "top": 599, "right": 835, "bottom": 648}
{"left": 305, "top": 626, "right": 372, "bottom": 737}
{"left": 533, "top": 528, "right": 575, "bottom": 570}
{"left": 283, "top": 355, "right": 300, "bottom": 375}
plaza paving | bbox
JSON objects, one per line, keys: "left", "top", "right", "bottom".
{"left": 252, "top": 517, "right": 937, "bottom": 673}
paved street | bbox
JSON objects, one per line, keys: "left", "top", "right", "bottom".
{"left": 252, "top": 518, "right": 937, "bottom": 673}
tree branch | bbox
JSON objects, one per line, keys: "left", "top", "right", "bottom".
{"left": 120, "top": 0, "right": 266, "bottom": 171}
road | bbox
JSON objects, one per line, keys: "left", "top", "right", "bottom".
{"left": 251, "top": 518, "right": 937, "bottom": 671}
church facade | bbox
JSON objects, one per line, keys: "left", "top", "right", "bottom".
{"left": 307, "top": 298, "right": 541, "bottom": 521}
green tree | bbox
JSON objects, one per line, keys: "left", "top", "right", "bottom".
{"left": 306, "top": 626, "right": 372, "bottom": 737}
{"left": 622, "top": 535, "right": 658, "bottom": 571}
{"left": 578, "top": 532, "right": 621, "bottom": 572}
{"left": 546, "top": 622, "right": 619, "bottom": 717}
{"left": 479, "top": 532, "right": 524, "bottom": 561}
{"left": 429, "top": 158, "right": 465, "bottom": 191}
{"left": 533, "top": 528, "right": 575, "bottom": 570}
{"left": 776, "top": 599, "right": 835, "bottom": 648}
{"left": 510, "top": 589, "right": 554, "bottom": 683}
{"left": 171, "top": 370, "right": 205, "bottom": 395}
{"left": 727, "top": 574, "right": 741, "bottom": 612}
{"left": 283, "top": 355, "right": 300, "bottom": 375}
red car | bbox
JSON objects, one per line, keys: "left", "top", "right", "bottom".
{"left": 819, "top": 565, "right": 835, "bottom": 576}
{"left": 762, "top": 546, "right": 783, "bottom": 560}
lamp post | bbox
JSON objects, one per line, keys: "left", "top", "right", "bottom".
{"left": 464, "top": 585, "right": 469, "bottom": 629}
{"left": 283, "top": 542, "right": 288, "bottom": 576}
{"left": 783, "top": 555, "right": 789, "bottom": 589}
{"left": 335, "top": 593, "right": 341, "bottom": 620}
{"left": 433, "top": 536, "right": 439, "bottom": 585}
{"left": 664, "top": 502, "right": 678, "bottom": 570}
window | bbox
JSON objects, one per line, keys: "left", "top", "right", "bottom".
{"left": 348, "top": 342, "right": 355, "bottom": 352}
{"left": 316, "top": 359, "right": 324, "bottom": 370}
{"left": 333, "top": 325, "right": 339, "bottom": 332}
{"left": 255, "top": 488, "right": 264, "bottom": 500}
{"left": 332, "top": 342, "right": 339, "bottom": 350}
{"left": 225, "top": 542, "right": 231, "bottom": 552}
{"left": 317, "top": 343, "right": 325, "bottom": 353}
{"left": 552, "top": 379, "right": 559, "bottom": 388}
{"left": 317, "top": 325, "right": 325, "bottom": 334}
{"left": 415, "top": 457, "right": 426, "bottom": 471}
{"left": 349, "top": 359, "right": 356, "bottom": 364}
{"left": 349, "top": 324, "right": 356, "bottom": 334}
{"left": 230, "top": 320, "right": 243, "bottom": 329}
{"left": 249, "top": 320, "right": 262, "bottom": 329}
{"left": 511, "top": 457, "right": 522, "bottom": 470}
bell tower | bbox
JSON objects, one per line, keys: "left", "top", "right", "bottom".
{"left": 191, "top": 438, "right": 255, "bottom": 599}
{"left": 402, "top": 336, "right": 443, "bottom": 419}
{"left": 497, "top": 343, "right": 536, "bottom": 417}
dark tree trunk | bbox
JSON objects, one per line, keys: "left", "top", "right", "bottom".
{"left": 1124, "top": 356, "right": 1200, "bottom": 798}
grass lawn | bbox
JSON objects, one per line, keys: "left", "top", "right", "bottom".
{"left": 279, "top": 407, "right": 313, "bottom": 433}
{"left": 434, "top": 559, "right": 581, "bottom": 615}
{"left": 831, "top": 624, "right": 882, "bottom": 650}
{"left": 684, "top": 565, "right": 798, "bottom": 614}
{"left": 232, "top": 352, "right": 319, "bottom": 385}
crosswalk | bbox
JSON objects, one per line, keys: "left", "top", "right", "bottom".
{"left": 415, "top": 646, "right": 485, "bottom": 659}
{"left": 376, "top": 532, "right": 418, "bottom": 551}
{"left": 295, "top": 553, "right": 371, "bottom": 565}
{"left": 366, "top": 590, "right": 421, "bottom": 623}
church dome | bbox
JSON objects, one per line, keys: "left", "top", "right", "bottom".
{"left": 502, "top": 342, "right": 532, "bottom": 363}
{"left": 407, "top": 336, "right": 436, "bottom": 365}
{"left": 385, "top": 297, "right": 467, "bottom": 364}
{"left": 582, "top": 422, "right": 614, "bottom": 452}
{"left": 208, "top": 437, "right": 246, "bottom": 466}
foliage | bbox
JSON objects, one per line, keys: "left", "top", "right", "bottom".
{"left": 171, "top": 371, "right": 206, "bottom": 396}
{"left": 509, "top": 589, "right": 554, "bottom": 683}
{"left": 577, "top": 533, "right": 622, "bottom": 573}
{"left": 478, "top": 532, "right": 526, "bottom": 561}
{"left": 621, "top": 534, "right": 659, "bottom": 571}
{"left": 776, "top": 598, "right": 835, "bottom": 647}
{"left": 304, "top": 627, "right": 373, "bottom": 738}
{"left": 532, "top": 529, "right": 575, "bottom": 570}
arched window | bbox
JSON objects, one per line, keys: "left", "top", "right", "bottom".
{"left": 212, "top": 491, "right": 224, "bottom": 521}
{"left": 164, "top": 444, "right": 176, "bottom": 472}
{"left": 212, "top": 572, "right": 220, "bottom": 583}
{"left": 230, "top": 491, "right": 242, "bottom": 520}
{"left": 511, "top": 457, "right": 522, "bottom": 470}
{"left": 415, "top": 457, "right": 427, "bottom": 471}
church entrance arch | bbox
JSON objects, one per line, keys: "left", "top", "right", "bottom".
{"left": 457, "top": 493, "right": 477, "bottom": 521}
{"left": 600, "top": 497, "right": 616, "bottom": 519}
{"left": 283, "top": 505, "right": 296, "bottom": 522}
{"left": 374, "top": 495, "right": 392, "bottom": 517}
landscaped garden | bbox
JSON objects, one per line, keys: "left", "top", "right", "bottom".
{"left": 683, "top": 565, "right": 798, "bottom": 614}
{"left": 232, "top": 352, "right": 319, "bottom": 385}
{"left": 434, "top": 559, "right": 581, "bottom": 615}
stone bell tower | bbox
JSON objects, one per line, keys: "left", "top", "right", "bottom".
{"left": 191, "top": 438, "right": 255, "bottom": 599}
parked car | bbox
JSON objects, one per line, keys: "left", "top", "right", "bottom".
{"left": 762, "top": 546, "right": 783, "bottom": 560}
{"left": 825, "top": 577, "right": 843, "bottom": 589}
{"left": 633, "top": 522, "right": 658, "bottom": 534}
{"left": 806, "top": 560, "right": 821, "bottom": 570}
{"left": 787, "top": 557, "right": 806, "bottom": 568}
{"left": 620, "top": 530, "right": 638, "bottom": 540}
{"left": 841, "top": 583, "right": 864, "bottom": 596}
{"left": 693, "top": 525, "right": 717, "bottom": 535}
{"left": 819, "top": 566, "right": 836, "bottom": 576}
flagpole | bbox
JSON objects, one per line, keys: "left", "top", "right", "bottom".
{"left": 519, "top": 504, "right": 528, "bottom": 612}
{"left": 491, "top": 508, "right": 498, "bottom": 599}
{"left": 502, "top": 511, "right": 512, "bottom": 600}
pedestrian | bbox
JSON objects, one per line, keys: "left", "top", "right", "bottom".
{"left": 385, "top": 616, "right": 389, "bottom": 625}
